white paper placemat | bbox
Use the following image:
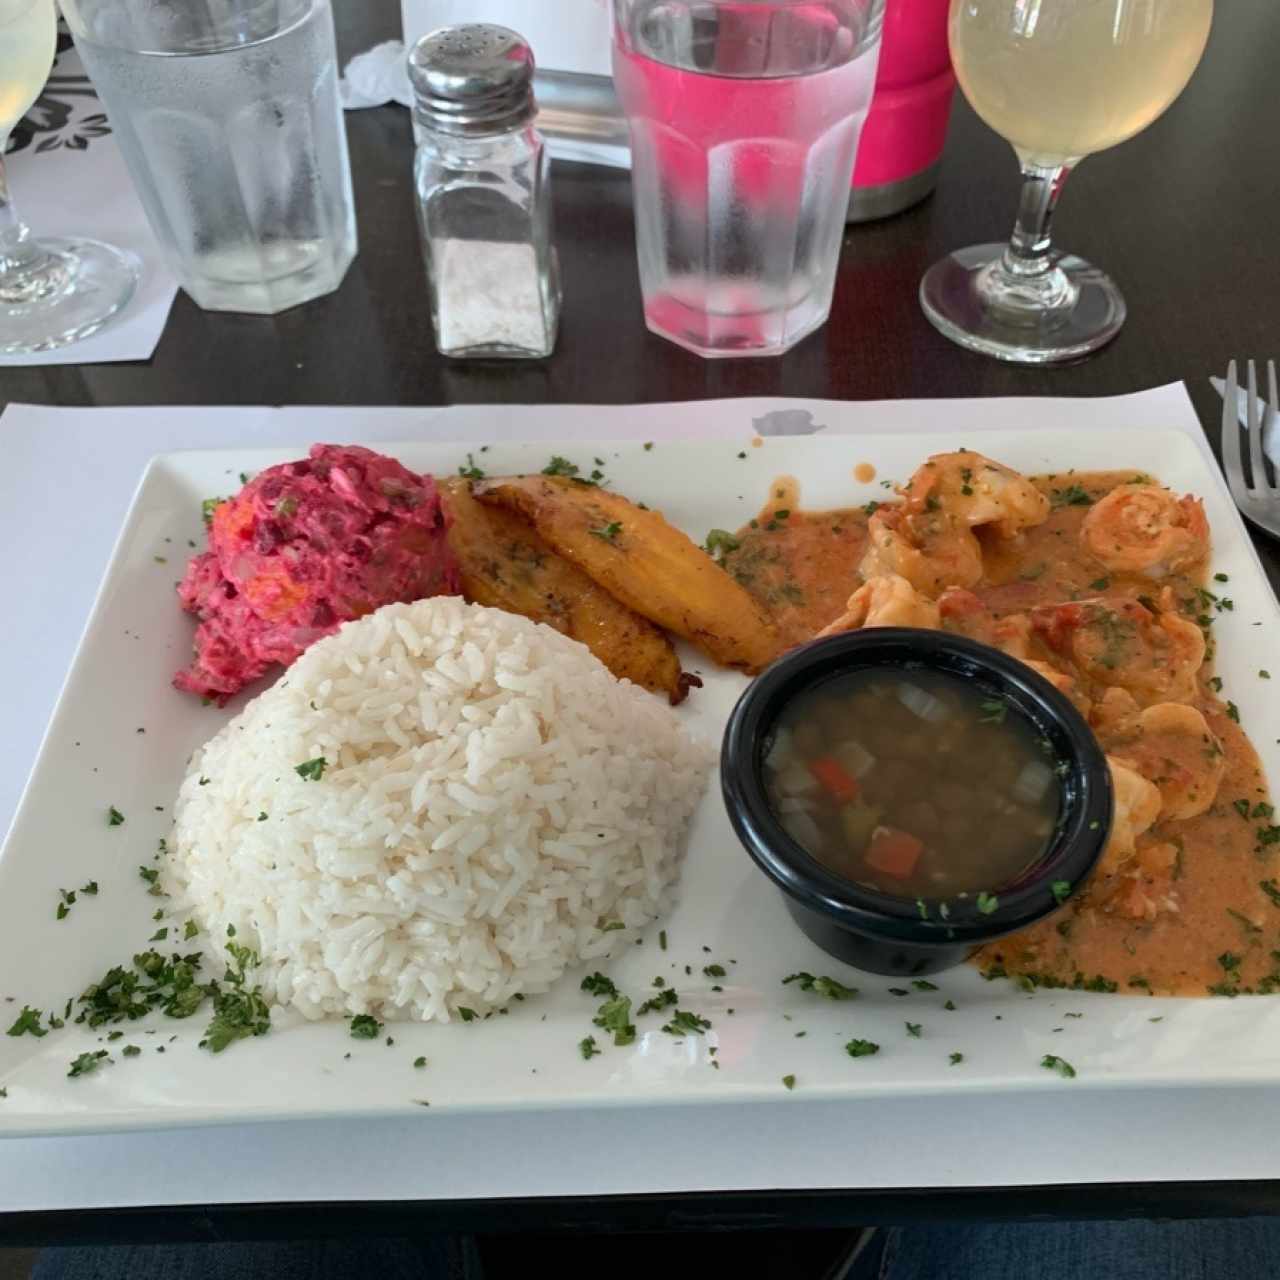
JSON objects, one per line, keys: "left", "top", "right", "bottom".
{"left": 7, "top": 383, "right": 1274, "bottom": 1212}
{"left": 0, "top": 41, "right": 178, "bottom": 367}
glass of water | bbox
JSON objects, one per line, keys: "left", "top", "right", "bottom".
{"left": 612, "top": 0, "right": 884, "bottom": 359}
{"left": 0, "top": 0, "right": 138, "bottom": 353}
{"left": 59, "top": 0, "right": 357, "bottom": 316}
{"left": 920, "top": 0, "right": 1213, "bottom": 364}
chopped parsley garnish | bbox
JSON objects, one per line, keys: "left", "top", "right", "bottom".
{"left": 414, "top": 1056, "right": 427, "bottom": 1068}
{"left": 81, "top": 881, "right": 98, "bottom": 896}
{"left": 1226, "top": 702, "right": 1241, "bottom": 724}
{"left": 581, "top": 972, "right": 619, "bottom": 998}
{"left": 1088, "top": 577, "right": 1110, "bottom": 591}
{"left": 703, "top": 528, "right": 740, "bottom": 560}
{"left": 592, "top": 995, "right": 635, "bottom": 1046}
{"left": 6, "top": 1006, "right": 46, "bottom": 1038}
{"left": 782, "top": 972, "right": 858, "bottom": 1001}
{"left": 457, "top": 1007, "right": 477, "bottom": 1023}
{"left": 579, "top": 1035, "right": 601, "bottom": 1060}
{"left": 782, "top": 1074, "right": 796, "bottom": 1090}
{"left": 122, "top": 1045, "right": 142, "bottom": 1058}
{"left": 905, "top": 1021, "right": 922, "bottom": 1038}
{"left": 1226, "top": 907, "right": 1261, "bottom": 934}
{"left": 201, "top": 497, "right": 225, "bottom": 526}
{"left": 589, "top": 521, "right": 622, "bottom": 543}
{"left": 863, "top": 500, "right": 880, "bottom": 517}
{"left": 68, "top": 1050, "right": 111, "bottom": 1078}
{"left": 600, "top": 921, "right": 625, "bottom": 933}
{"left": 1050, "top": 484, "right": 1093, "bottom": 508}
{"left": 149, "top": 928, "right": 168, "bottom": 942}
{"left": 845, "top": 1038, "right": 880, "bottom": 1058}
{"left": 976, "top": 892, "right": 999, "bottom": 915}
{"left": 458, "top": 453, "right": 486, "bottom": 481}
{"left": 978, "top": 700, "right": 1007, "bottom": 725}
{"left": 349, "top": 1014, "right": 382, "bottom": 1039}
{"left": 658, "top": 930, "right": 668, "bottom": 952}
{"left": 643, "top": 442, "right": 654, "bottom": 452}
{"left": 107, "top": 806, "right": 125, "bottom": 827}
{"left": 910, "top": 979, "right": 938, "bottom": 992}
{"left": 702, "top": 964, "right": 727, "bottom": 979}
{"left": 1262, "top": 671, "right": 1272, "bottom": 680}
{"left": 1234, "top": 798, "right": 1252, "bottom": 819}
{"left": 944, "top": 999, "right": 957, "bottom": 1011}
{"left": 949, "top": 1052, "right": 964, "bottom": 1066}
{"left": 542, "top": 456, "right": 581, "bottom": 479}
{"left": 1040, "top": 1054, "right": 1077, "bottom": 1079}
{"left": 137, "top": 865, "right": 164, "bottom": 896}
{"left": 200, "top": 940, "right": 271, "bottom": 1053}
{"left": 1050, "top": 880, "right": 1072, "bottom": 906}
{"left": 661, "top": 1009, "right": 710, "bottom": 1037}
{"left": 295, "top": 757, "right": 327, "bottom": 782}
{"left": 637, "top": 987, "right": 678, "bottom": 1016}
{"left": 257, "top": 812, "right": 268, "bottom": 822}
{"left": 888, "top": 987, "right": 909, "bottom": 997}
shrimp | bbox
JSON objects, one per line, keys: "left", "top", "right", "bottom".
{"left": 1103, "top": 840, "right": 1181, "bottom": 922}
{"left": 858, "top": 504, "right": 983, "bottom": 597}
{"left": 904, "top": 451, "right": 1050, "bottom": 539}
{"left": 1080, "top": 484, "right": 1210, "bottom": 577}
{"left": 1097, "top": 756, "right": 1162, "bottom": 875}
{"left": 938, "top": 589, "right": 1088, "bottom": 713}
{"left": 1108, "top": 702, "right": 1226, "bottom": 821}
{"left": 1030, "top": 592, "right": 1205, "bottom": 707}
{"left": 816, "top": 574, "right": 941, "bottom": 637}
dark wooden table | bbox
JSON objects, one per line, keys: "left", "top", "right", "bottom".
{"left": 5, "top": 0, "right": 1280, "bottom": 1248}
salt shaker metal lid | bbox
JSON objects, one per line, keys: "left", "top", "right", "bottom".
{"left": 408, "top": 25, "right": 537, "bottom": 136}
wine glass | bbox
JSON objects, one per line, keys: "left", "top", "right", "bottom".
{"left": 920, "top": 0, "right": 1213, "bottom": 365}
{"left": 0, "top": 0, "right": 138, "bottom": 353}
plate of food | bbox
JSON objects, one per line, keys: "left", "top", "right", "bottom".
{"left": 1, "top": 425, "right": 1277, "bottom": 1137}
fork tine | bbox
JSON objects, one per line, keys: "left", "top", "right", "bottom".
{"left": 1221, "top": 359, "right": 1247, "bottom": 504}
{"left": 1264, "top": 359, "right": 1280, "bottom": 496}
{"left": 1247, "top": 359, "right": 1266, "bottom": 495}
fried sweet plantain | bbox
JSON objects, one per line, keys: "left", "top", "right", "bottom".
{"left": 442, "top": 479, "right": 697, "bottom": 703}
{"left": 472, "top": 474, "right": 779, "bottom": 672}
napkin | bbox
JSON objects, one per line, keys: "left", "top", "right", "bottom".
{"left": 1210, "top": 376, "right": 1280, "bottom": 468}
{"left": 339, "top": 39, "right": 412, "bottom": 110}
{"left": 0, "top": 39, "right": 178, "bottom": 367}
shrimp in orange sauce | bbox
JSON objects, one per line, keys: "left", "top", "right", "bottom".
{"left": 816, "top": 574, "right": 940, "bottom": 637}
{"left": 1030, "top": 592, "right": 1205, "bottom": 708}
{"left": 905, "top": 450, "right": 1051, "bottom": 539}
{"left": 1080, "top": 484, "right": 1209, "bottom": 578}
{"left": 858, "top": 504, "right": 983, "bottom": 597}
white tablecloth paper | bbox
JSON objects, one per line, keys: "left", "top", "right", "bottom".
{"left": 6, "top": 383, "right": 1274, "bottom": 1212}
{"left": 0, "top": 43, "right": 178, "bottom": 367}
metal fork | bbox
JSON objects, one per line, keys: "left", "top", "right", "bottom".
{"left": 1221, "top": 358, "right": 1280, "bottom": 540}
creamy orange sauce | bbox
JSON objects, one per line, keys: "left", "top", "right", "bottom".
{"left": 722, "top": 479, "right": 871, "bottom": 650}
{"left": 729, "top": 467, "right": 1276, "bottom": 998}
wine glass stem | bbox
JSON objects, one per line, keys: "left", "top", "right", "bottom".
{"left": 1002, "top": 162, "right": 1069, "bottom": 280}
{"left": 0, "top": 150, "right": 67, "bottom": 304}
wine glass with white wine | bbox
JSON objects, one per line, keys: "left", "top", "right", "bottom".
{"left": 0, "top": 0, "right": 138, "bottom": 353}
{"left": 920, "top": 0, "right": 1213, "bottom": 364}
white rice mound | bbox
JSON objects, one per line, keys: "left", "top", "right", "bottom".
{"left": 165, "top": 598, "right": 712, "bottom": 1024}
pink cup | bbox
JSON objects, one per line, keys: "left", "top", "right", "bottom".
{"left": 849, "top": 0, "right": 955, "bottom": 221}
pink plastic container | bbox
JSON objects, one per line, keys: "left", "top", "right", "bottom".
{"left": 849, "top": 0, "right": 955, "bottom": 221}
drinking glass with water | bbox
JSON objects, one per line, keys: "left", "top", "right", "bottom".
{"left": 612, "top": 0, "right": 884, "bottom": 359}
{"left": 59, "top": 0, "right": 357, "bottom": 316}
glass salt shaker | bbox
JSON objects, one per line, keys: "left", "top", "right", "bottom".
{"left": 408, "top": 25, "right": 560, "bottom": 359}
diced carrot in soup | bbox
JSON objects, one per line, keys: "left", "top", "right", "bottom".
{"left": 807, "top": 755, "right": 860, "bottom": 804}
{"left": 865, "top": 827, "right": 925, "bottom": 880}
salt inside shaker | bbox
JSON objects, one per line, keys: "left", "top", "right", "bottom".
{"left": 409, "top": 25, "right": 560, "bottom": 359}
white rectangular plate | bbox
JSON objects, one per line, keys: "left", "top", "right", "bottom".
{"left": 3, "top": 427, "right": 1279, "bottom": 1139}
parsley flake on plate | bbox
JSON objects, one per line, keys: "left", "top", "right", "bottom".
{"left": 662, "top": 1009, "right": 710, "bottom": 1037}
{"left": 6, "top": 1006, "right": 46, "bottom": 1038}
{"left": 349, "top": 1014, "right": 382, "bottom": 1040}
{"left": 294, "top": 757, "right": 327, "bottom": 782}
{"left": 845, "top": 1038, "right": 880, "bottom": 1059}
{"left": 1041, "top": 1054, "right": 1077, "bottom": 1079}
{"left": 905, "top": 1022, "right": 922, "bottom": 1038}
{"left": 976, "top": 892, "right": 999, "bottom": 915}
{"left": 107, "top": 806, "right": 125, "bottom": 827}
{"left": 68, "top": 1050, "right": 111, "bottom": 1078}
{"left": 579, "top": 1035, "right": 601, "bottom": 1060}
{"left": 580, "top": 972, "right": 618, "bottom": 999}
{"left": 782, "top": 972, "right": 858, "bottom": 1001}
{"left": 949, "top": 1052, "right": 964, "bottom": 1066}
{"left": 782, "top": 1074, "right": 796, "bottom": 1091}
{"left": 414, "top": 1056, "right": 427, "bottom": 1069}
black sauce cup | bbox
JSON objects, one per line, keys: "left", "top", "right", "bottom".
{"left": 721, "top": 628, "right": 1114, "bottom": 978}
